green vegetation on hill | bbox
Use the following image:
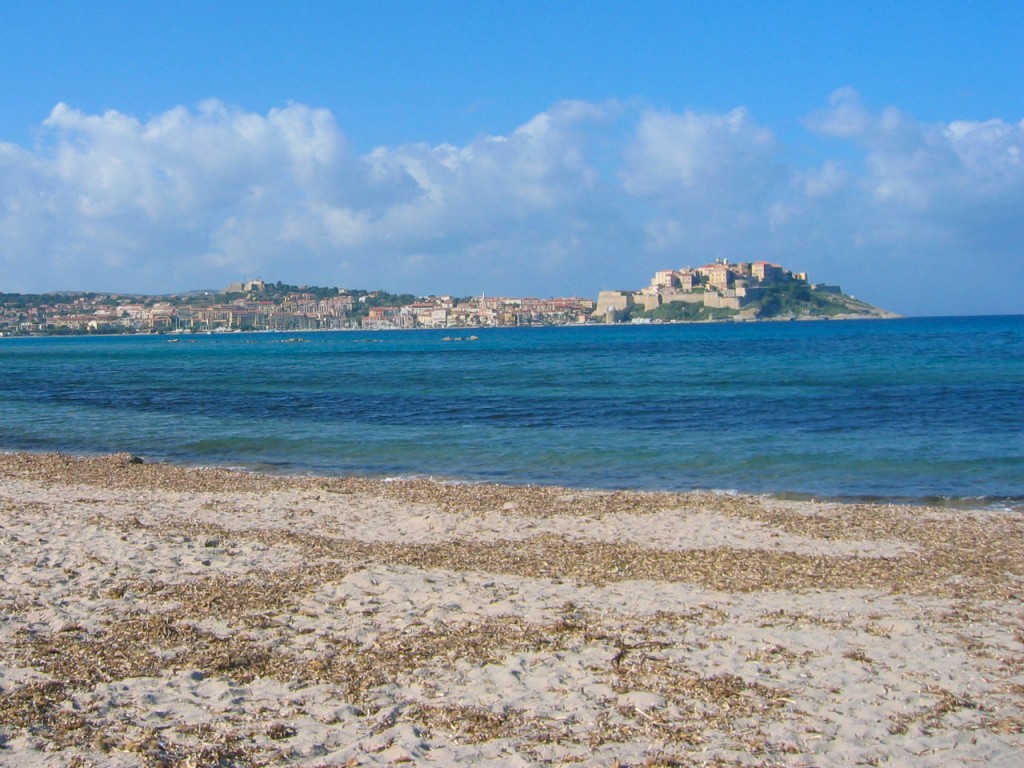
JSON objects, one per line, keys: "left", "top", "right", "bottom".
{"left": 352, "top": 290, "right": 417, "bottom": 307}
{"left": 1, "top": 292, "right": 121, "bottom": 309}
{"left": 201, "top": 283, "right": 418, "bottom": 318}
{"left": 629, "top": 302, "right": 737, "bottom": 322}
{"left": 205, "top": 281, "right": 343, "bottom": 304}
{"left": 749, "top": 283, "right": 870, "bottom": 319}
{"left": 348, "top": 290, "right": 418, "bottom": 318}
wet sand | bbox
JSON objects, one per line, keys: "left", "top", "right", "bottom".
{"left": 2, "top": 452, "right": 1023, "bottom": 766}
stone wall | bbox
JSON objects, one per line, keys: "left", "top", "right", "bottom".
{"left": 593, "top": 290, "right": 635, "bottom": 320}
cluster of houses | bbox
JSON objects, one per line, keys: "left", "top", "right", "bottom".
{"left": 181, "top": 293, "right": 358, "bottom": 332}
{"left": 0, "top": 297, "right": 179, "bottom": 335}
{"left": 0, "top": 295, "right": 348, "bottom": 335}
{"left": 186, "top": 292, "right": 594, "bottom": 331}
{"left": 0, "top": 283, "right": 595, "bottom": 335}
{"left": 362, "top": 295, "right": 593, "bottom": 329}
{"left": 594, "top": 259, "right": 838, "bottom": 320}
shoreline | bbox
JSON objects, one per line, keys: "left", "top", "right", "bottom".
{"left": 2, "top": 451, "right": 1023, "bottom": 766}
{"left": 5, "top": 448, "right": 1020, "bottom": 513}
{"left": 0, "top": 312, "right": 907, "bottom": 340}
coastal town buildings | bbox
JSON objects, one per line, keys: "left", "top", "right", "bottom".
{"left": 0, "top": 284, "right": 596, "bottom": 335}
{"left": 1, "top": 259, "right": 885, "bottom": 336}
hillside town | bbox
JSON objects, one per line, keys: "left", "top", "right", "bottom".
{"left": 0, "top": 261, "right": 892, "bottom": 336}
{"left": 591, "top": 259, "right": 888, "bottom": 322}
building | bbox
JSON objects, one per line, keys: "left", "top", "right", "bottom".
{"left": 751, "top": 261, "right": 785, "bottom": 284}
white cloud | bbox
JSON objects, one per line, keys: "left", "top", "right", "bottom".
{"left": 796, "top": 160, "right": 852, "bottom": 199}
{"left": 0, "top": 94, "right": 1021, "bottom": 314}
{"left": 618, "top": 107, "right": 788, "bottom": 265}
{"left": 808, "top": 89, "right": 1024, "bottom": 212}
{"left": 805, "top": 90, "right": 1024, "bottom": 270}
{"left": 622, "top": 107, "right": 777, "bottom": 197}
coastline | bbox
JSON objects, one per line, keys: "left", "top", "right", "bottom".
{"left": 1, "top": 311, "right": 902, "bottom": 340}
{"left": 6, "top": 445, "right": 1017, "bottom": 513}
{"left": 2, "top": 451, "right": 1023, "bottom": 766}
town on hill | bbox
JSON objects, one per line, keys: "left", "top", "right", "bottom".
{"left": 594, "top": 259, "right": 898, "bottom": 323}
{"left": 0, "top": 262, "right": 894, "bottom": 336}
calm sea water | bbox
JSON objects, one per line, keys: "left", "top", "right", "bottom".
{"left": 2, "top": 316, "right": 1022, "bottom": 504}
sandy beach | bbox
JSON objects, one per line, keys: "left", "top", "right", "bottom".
{"left": 1, "top": 452, "right": 1022, "bottom": 766}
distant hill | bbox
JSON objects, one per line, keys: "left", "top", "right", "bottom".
{"left": 598, "top": 262, "right": 898, "bottom": 323}
{"left": 738, "top": 282, "right": 898, "bottom": 321}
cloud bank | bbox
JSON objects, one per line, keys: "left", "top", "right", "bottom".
{"left": 1, "top": 91, "right": 1021, "bottom": 315}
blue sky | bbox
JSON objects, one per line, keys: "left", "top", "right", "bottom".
{"left": 1, "top": 1, "right": 1021, "bottom": 315}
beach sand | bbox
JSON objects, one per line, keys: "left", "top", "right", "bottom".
{"left": 1, "top": 452, "right": 1022, "bottom": 767}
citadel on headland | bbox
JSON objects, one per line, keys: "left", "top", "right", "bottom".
{"left": 594, "top": 259, "right": 896, "bottom": 323}
{"left": 0, "top": 261, "right": 894, "bottom": 336}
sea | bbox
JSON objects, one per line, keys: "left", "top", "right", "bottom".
{"left": 2, "top": 316, "right": 1022, "bottom": 507}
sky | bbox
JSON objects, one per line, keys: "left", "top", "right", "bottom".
{"left": 1, "top": 1, "right": 1021, "bottom": 316}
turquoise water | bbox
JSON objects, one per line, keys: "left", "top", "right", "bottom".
{"left": 2, "top": 316, "right": 1022, "bottom": 503}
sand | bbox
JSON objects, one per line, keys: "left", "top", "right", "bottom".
{"left": 1, "top": 452, "right": 1022, "bottom": 767}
